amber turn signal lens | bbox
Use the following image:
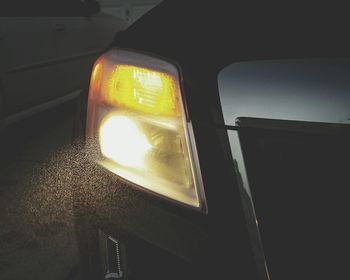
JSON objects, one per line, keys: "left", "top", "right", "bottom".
{"left": 102, "top": 65, "right": 180, "bottom": 117}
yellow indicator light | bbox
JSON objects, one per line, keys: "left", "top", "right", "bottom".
{"left": 103, "top": 65, "right": 180, "bottom": 117}
{"left": 99, "top": 115, "right": 151, "bottom": 168}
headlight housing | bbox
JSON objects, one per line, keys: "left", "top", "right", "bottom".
{"left": 87, "top": 49, "right": 205, "bottom": 209}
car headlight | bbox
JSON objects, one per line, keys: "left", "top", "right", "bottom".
{"left": 87, "top": 49, "right": 205, "bottom": 209}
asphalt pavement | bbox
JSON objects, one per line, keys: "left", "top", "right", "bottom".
{"left": 0, "top": 101, "right": 82, "bottom": 280}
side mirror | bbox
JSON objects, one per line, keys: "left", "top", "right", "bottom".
{"left": 82, "top": 0, "right": 101, "bottom": 16}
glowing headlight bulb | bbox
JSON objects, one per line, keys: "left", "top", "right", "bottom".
{"left": 99, "top": 115, "right": 151, "bottom": 168}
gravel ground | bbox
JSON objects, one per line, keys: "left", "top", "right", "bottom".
{"left": 0, "top": 102, "right": 81, "bottom": 280}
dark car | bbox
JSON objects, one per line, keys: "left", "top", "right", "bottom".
{"left": 74, "top": 1, "right": 350, "bottom": 280}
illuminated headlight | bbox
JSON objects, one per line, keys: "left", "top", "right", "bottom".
{"left": 87, "top": 49, "right": 205, "bottom": 209}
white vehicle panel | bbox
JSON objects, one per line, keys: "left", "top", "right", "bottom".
{"left": 218, "top": 60, "right": 350, "bottom": 126}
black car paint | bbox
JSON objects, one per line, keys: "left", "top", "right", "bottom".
{"left": 77, "top": 1, "right": 350, "bottom": 279}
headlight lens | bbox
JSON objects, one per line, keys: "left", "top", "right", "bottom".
{"left": 87, "top": 49, "right": 205, "bottom": 208}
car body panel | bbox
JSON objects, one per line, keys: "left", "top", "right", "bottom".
{"left": 0, "top": 13, "right": 127, "bottom": 129}
{"left": 0, "top": 17, "right": 60, "bottom": 116}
